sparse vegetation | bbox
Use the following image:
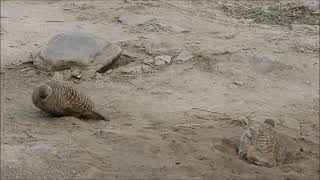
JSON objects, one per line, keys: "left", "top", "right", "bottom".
{"left": 222, "top": 3, "right": 319, "bottom": 25}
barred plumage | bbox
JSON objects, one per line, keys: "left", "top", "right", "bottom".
{"left": 32, "top": 80, "right": 106, "bottom": 120}
{"left": 237, "top": 119, "right": 287, "bottom": 167}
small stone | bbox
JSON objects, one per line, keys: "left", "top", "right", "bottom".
{"left": 62, "top": 70, "right": 72, "bottom": 80}
{"left": 176, "top": 51, "right": 194, "bottom": 62}
{"left": 95, "top": 72, "right": 104, "bottom": 79}
{"left": 71, "top": 68, "right": 81, "bottom": 78}
{"left": 106, "top": 69, "right": 113, "bottom": 74}
{"left": 118, "top": 13, "right": 156, "bottom": 26}
{"left": 52, "top": 72, "right": 64, "bottom": 81}
{"left": 305, "top": 81, "right": 311, "bottom": 86}
{"left": 120, "top": 63, "right": 142, "bottom": 73}
{"left": 158, "top": 47, "right": 167, "bottom": 53}
{"left": 154, "top": 58, "right": 166, "bottom": 66}
{"left": 155, "top": 55, "right": 172, "bottom": 66}
{"left": 248, "top": 52, "right": 276, "bottom": 74}
{"left": 81, "top": 69, "right": 96, "bottom": 80}
{"left": 234, "top": 81, "right": 244, "bottom": 86}
{"left": 25, "top": 70, "right": 35, "bottom": 76}
{"left": 31, "top": 145, "right": 57, "bottom": 154}
{"left": 143, "top": 58, "right": 154, "bottom": 64}
{"left": 141, "top": 64, "right": 152, "bottom": 72}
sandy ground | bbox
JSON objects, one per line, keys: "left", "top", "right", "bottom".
{"left": 1, "top": 0, "right": 319, "bottom": 179}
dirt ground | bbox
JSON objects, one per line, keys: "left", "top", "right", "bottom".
{"left": 1, "top": 0, "right": 319, "bottom": 179}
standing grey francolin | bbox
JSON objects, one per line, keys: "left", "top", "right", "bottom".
{"left": 236, "top": 119, "right": 287, "bottom": 167}
{"left": 32, "top": 80, "right": 106, "bottom": 120}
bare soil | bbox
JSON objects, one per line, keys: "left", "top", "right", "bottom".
{"left": 1, "top": 0, "right": 319, "bottom": 179}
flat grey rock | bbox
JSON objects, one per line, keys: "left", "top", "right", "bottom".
{"left": 52, "top": 72, "right": 64, "bottom": 81}
{"left": 30, "top": 145, "right": 57, "bottom": 154}
{"left": 119, "top": 13, "right": 156, "bottom": 26}
{"left": 176, "top": 51, "right": 194, "bottom": 62}
{"left": 248, "top": 51, "right": 276, "bottom": 74}
{"left": 33, "top": 32, "right": 122, "bottom": 73}
{"left": 155, "top": 55, "right": 172, "bottom": 66}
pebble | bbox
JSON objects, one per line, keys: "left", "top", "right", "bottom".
{"left": 118, "top": 13, "right": 156, "bottom": 26}
{"left": 81, "top": 69, "right": 96, "bottom": 80}
{"left": 25, "top": 70, "right": 35, "bottom": 77}
{"left": 143, "top": 58, "right": 154, "bottom": 64}
{"left": 95, "top": 72, "right": 104, "bottom": 79}
{"left": 305, "top": 81, "right": 311, "bottom": 86}
{"left": 71, "top": 68, "right": 81, "bottom": 79}
{"left": 155, "top": 55, "right": 172, "bottom": 66}
{"left": 234, "top": 81, "right": 244, "bottom": 86}
{"left": 52, "top": 72, "right": 64, "bottom": 81}
{"left": 106, "top": 69, "right": 113, "bottom": 74}
{"left": 141, "top": 64, "right": 152, "bottom": 72}
{"left": 30, "top": 145, "right": 57, "bottom": 154}
{"left": 176, "top": 51, "right": 194, "bottom": 62}
{"left": 120, "top": 64, "right": 142, "bottom": 73}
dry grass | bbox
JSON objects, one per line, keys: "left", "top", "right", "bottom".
{"left": 222, "top": 2, "right": 319, "bottom": 25}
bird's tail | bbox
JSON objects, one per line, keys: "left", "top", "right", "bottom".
{"left": 82, "top": 109, "right": 109, "bottom": 121}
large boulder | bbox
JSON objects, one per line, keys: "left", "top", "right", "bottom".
{"left": 33, "top": 32, "right": 122, "bottom": 73}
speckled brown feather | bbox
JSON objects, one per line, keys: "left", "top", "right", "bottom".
{"left": 32, "top": 80, "right": 106, "bottom": 120}
{"left": 237, "top": 119, "right": 287, "bottom": 167}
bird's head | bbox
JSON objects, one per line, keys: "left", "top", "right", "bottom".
{"left": 38, "top": 84, "right": 51, "bottom": 102}
{"left": 264, "top": 118, "right": 275, "bottom": 127}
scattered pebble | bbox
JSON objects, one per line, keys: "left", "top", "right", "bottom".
{"left": 176, "top": 51, "right": 194, "bottom": 62}
{"left": 106, "top": 69, "right": 113, "bottom": 74}
{"left": 305, "top": 81, "right": 311, "bottom": 86}
{"left": 118, "top": 13, "right": 156, "bottom": 26}
{"left": 234, "top": 81, "right": 244, "bottom": 86}
{"left": 143, "top": 58, "right": 154, "bottom": 64}
{"left": 30, "top": 145, "right": 57, "bottom": 154}
{"left": 81, "top": 69, "right": 96, "bottom": 80}
{"left": 52, "top": 72, "right": 64, "bottom": 81}
{"left": 25, "top": 70, "right": 35, "bottom": 77}
{"left": 95, "top": 72, "right": 104, "bottom": 79}
{"left": 62, "top": 69, "right": 72, "bottom": 80}
{"left": 71, "top": 68, "right": 81, "bottom": 79}
{"left": 120, "top": 63, "right": 142, "bottom": 73}
{"left": 155, "top": 55, "right": 172, "bottom": 66}
{"left": 141, "top": 64, "right": 152, "bottom": 72}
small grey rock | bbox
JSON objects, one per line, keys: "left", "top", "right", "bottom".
{"left": 52, "top": 72, "right": 64, "bottom": 81}
{"left": 155, "top": 55, "right": 172, "bottom": 66}
{"left": 120, "top": 63, "right": 142, "bottom": 73}
{"left": 248, "top": 51, "right": 276, "bottom": 73}
{"left": 176, "top": 51, "right": 194, "bottom": 62}
{"left": 81, "top": 69, "right": 96, "bottom": 80}
{"left": 95, "top": 72, "right": 104, "bottom": 79}
{"left": 119, "top": 13, "right": 156, "bottom": 26}
{"left": 141, "top": 64, "right": 152, "bottom": 72}
{"left": 31, "top": 145, "right": 57, "bottom": 154}
{"left": 71, "top": 68, "right": 81, "bottom": 79}
{"left": 62, "top": 70, "right": 72, "bottom": 80}
{"left": 25, "top": 70, "right": 35, "bottom": 77}
{"left": 143, "top": 58, "right": 154, "bottom": 64}
{"left": 234, "top": 80, "right": 244, "bottom": 86}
